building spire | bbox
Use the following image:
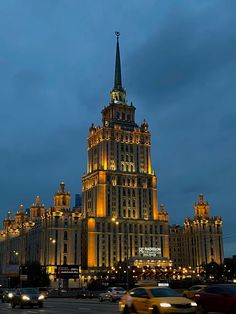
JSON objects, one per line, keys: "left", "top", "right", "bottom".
{"left": 111, "top": 32, "right": 126, "bottom": 103}
{"left": 114, "top": 32, "right": 122, "bottom": 89}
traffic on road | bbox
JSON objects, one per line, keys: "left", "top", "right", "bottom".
{"left": 0, "top": 284, "right": 231, "bottom": 313}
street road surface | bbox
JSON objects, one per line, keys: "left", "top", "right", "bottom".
{"left": 0, "top": 298, "right": 119, "bottom": 314}
{"left": 0, "top": 298, "right": 223, "bottom": 314}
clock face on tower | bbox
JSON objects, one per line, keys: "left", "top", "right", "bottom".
{"left": 105, "top": 120, "right": 109, "bottom": 127}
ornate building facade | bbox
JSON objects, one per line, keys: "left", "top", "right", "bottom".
{"left": 0, "top": 35, "right": 224, "bottom": 286}
{"left": 169, "top": 194, "right": 223, "bottom": 269}
{"left": 0, "top": 183, "right": 82, "bottom": 288}
{"left": 81, "top": 33, "right": 169, "bottom": 270}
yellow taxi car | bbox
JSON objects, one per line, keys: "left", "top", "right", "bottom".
{"left": 119, "top": 286, "right": 197, "bottom": 314}
{"left": 182, "top": 285, "right": 207, "bottom": 299}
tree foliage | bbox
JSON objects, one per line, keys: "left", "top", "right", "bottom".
{"left": 21, "top": 261, "right": 50, "bottom": 287}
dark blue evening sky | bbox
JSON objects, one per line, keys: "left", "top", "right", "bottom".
{"left": 0, "top": 0, "right": 235, "bottom": 257}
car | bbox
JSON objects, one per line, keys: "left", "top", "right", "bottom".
{"left": 99, "top": 287, "right": 126, "bottom": 302}
{"left": 77, "top": 289, "right": 94, "bottom": 299}
{"left": 2, "top": 289, "right": 16, "bottom": 303}
{"left": 182, "top": 285, "right": 207, "bottom": 299}
{"left": 38, "top": 287, "right": 49, "bottom": 299}
{"left": 194, "top": 284, "right": 236, "bottom": 314}
{"left": 11, "top": 287, "right": 45, "bottom": 308}
{"left": 119, "top": 286, "right": 198, "bottom": 314}
{"left": 0, "top": 287, "right": 5, "bottom": 300}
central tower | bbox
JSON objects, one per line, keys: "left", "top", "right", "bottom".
{"left": 82, "top": 34, "right": 169, "bottom": 270}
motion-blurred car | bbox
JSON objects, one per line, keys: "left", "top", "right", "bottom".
{"left": 2, "top": 289, "right": 16, "bottom": 303}
{"left": 38, "top": 287, "right": 49, "bottom": 299}
{"left": 119, "top": 286, "right": 198, "bottom": 314}
{"left": 99, "top": 287, "right": 126, "bottom": 302}
{"left": 182, "top": 285, "right": 207, "bottom": 299}
{"left": 11, "top": 287, "right": 45, "bottom": 308}
{"left": 194, "top": 284, "right": 236, "bottom": 313}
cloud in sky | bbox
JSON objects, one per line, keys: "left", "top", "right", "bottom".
{"left": 0, "top": 0, "right": 235, "bottom": 256}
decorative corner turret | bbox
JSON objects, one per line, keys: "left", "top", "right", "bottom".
{"left": 30, "top": 195, "right": 45, "bottom": 220}
{"left": 194, "top": 194, "right": 209, "bottom": 218}
{"left": 54, "top": 181, "right": 71, "bottom": 211}
{"left": 141, "top": 119, "right": 149, "bottom": 132}
{"left": 158, "top": 204, "right": 169, "bottom": 222}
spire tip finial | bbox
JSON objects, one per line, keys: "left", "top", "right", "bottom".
{"left": 111, "top": 31, "right": 126, "bottom": 102}
{"left": 115, "top": 31, "right": 120, "bottom": 39}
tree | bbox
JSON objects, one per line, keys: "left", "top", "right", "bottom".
{"left": 21, "top": 261, "right": 50, "bottom": 287}
{"left": 204, "top": 262, "right": 223, "bottom": 281}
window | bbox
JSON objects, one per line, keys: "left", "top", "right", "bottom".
{"left": 55, "top": 216, "right": 59, "bottom": 227}
{"left": 131, "top": 288, "right": 149, "bottom": 298}
{"left": 64, "top": 231, "right": 68, "bottom": 240}
{"left": 64, "top": 243, "right": 67, "bottom": 253}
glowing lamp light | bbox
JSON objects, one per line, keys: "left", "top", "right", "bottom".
{"left": 160, "top": 303, "right": 171, "bottom": 308}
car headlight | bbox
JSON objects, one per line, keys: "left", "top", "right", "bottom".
{"left": 38, "top": 295, "right": 45, "bottom": 300}
{"left": 191, "top": 301, "right": 197, "bottom": 307}
{"left": 22, "top": 295, "right": 30, "bottom": 301}
{"left": 8, "top": 293, "right": 13, "bottom": 298}
{"left": 160, "top": 302, "right": 171, "bottom": 308}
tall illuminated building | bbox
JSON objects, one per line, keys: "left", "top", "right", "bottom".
{"left": 81, "top": 33, "right": 169, "bottom": 270}
{"left": 183, "top": 194, "right": 223, "bottom": 268}
{"left": 169, "top": 194, "right": 223, "bottom": 269}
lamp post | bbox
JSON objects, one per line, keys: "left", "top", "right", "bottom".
{"left": 48, "top": 237, "right": 62, "bottom": 294}
{"left": 58, "top": 251, "right": 62, "bottom": 295}
{"left": 45, "top": 237, "right": 57, "bottom": 289}
{"left": 111, "top": 218, "right": 130, "bottom": 290}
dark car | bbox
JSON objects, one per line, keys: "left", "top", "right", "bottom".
{"left": 2, "top": 289, "right": 16, "bottom": 303}
{"left": 38, "top": 287, "right": 49, "bottom": 299}
{"left": 0, "top": 287, "right": 5, "bottom": 300}
{"left": 194, "top": 284, "right": 236, "bottom": 313}
{"left": 11, "top": 287, "right": 45, "bottom": 308}
{"left": 77, "top": 289, "right": 94, "bottom": 299}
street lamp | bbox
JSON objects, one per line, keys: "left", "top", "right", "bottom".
{"left": 50, "top": 238, "right": 63, "bottom": 294}
{"left": 10, "top": 250, "right": 19, "bottom": 264}
{"left": 111, "top": 218, "right": 130, "bottom": 290}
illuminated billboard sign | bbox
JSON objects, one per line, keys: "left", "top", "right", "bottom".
{"left": 139, "top": 247, "right": 161, "bottom": 257}
{"left": 56, "top": 265, "right": 79, "bottom": 279}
